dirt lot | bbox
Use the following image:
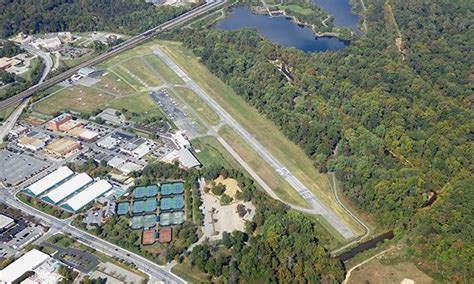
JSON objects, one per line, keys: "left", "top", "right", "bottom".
{"left": 213, "top": 176, "right": 241, "bottom": 198}
{"left": 201, "top": 189, "right": 255, "bottom": 241}
{"left": 348, "top": 259, "right": 434, "bottom": 284}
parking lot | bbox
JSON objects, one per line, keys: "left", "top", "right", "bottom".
{"left": 150, "top": 90, "right": 199, "bottom": 137}
{"left": 0, "top": 149, "right": 49, "bottom": 186}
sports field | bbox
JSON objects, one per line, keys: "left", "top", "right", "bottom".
{"left": 155, "top": 40, "right": 363, "bottom": 232}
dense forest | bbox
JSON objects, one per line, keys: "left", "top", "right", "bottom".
{"left": 0, "top": 0, "right": 191, "bottom": 38}
{"left": 183, "top": 167, "right": 344, "bottom": 282}
{"left": 175, "top": 0, "right": 472, "bottom": 281}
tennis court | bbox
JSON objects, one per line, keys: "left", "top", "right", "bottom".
{"left": 160, "top": 182, "right": 184, "bottom": 196}
{"left": 133, "top": 200, "right": 145, "bottom": 214}
{"left": 116, "top": 202, "right": 130, "bottom": 215}
{"left": 143, "top": 199, "right": 157, "bottom": 212}
{"left": 159, "top": 212, "right": 171, "bottom": 226}
{"left": 131, "top": 214, "right": 157, "bottom": 229}
{"left": 172, "top": 211, "right": 185, "bottom": 225}
{"left": 134, "top": 185, "right": 159, "bottom": 199}
{"left": 160, "top": 195, "right": 184, "bottom": 211}
{"left": 159, "top": 211, "right": 185, "bottom": 226}
{"left": 133, "top": 199, "right": 158, "bottom": 213}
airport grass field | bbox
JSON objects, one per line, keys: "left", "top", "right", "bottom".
{"left": 192, "top": 136, "right": 243, "bottom": 170}
{"left": 33, "top": 85, "right": 114, "bottom": 115}
{"left": 156, "top": 40, "right": 363, "bottom": 233}
{"left": 174, "top": 87, "right": 220, "bottom": 126}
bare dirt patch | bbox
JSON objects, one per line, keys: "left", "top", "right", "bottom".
{"left": 348, "top": 259, "right": 434, "bottom": 284}
{"left": 201, "top": 189, "right": 255, "bottom": 241}
{"left": 213, "top": 176, "right": 241, "bottom": 198}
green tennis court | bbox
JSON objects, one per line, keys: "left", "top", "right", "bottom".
{"left": 160, "top": 195, "right": 184, "bottom": 211}
{"left": 160, "top": 182, "right": 184, "bottom": 196}
{"left": 116, "top": 202, "right": 130, "bottom": 215}
{"left": 134, "top": 185, "right": 159, "bottom": 199}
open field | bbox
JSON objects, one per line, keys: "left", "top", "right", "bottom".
{"left": 279, "top": 5, "right": 314, "bottom": 15}
{"left": 34, "top": 85, "right": 114, "bottom": 115}
{"left": 155, "top": 40, "right": 363, "bottom": 233}
{"left": 172, "top": 262, "right": 209, "bottom": 283}
{"left": 219, "top": 125, "right": 309, "bottom": 208}
{"left": 348, "top": 258, "right": 433, "bottom": 284}
{"left": 108, "top": 92, "right": 165, "bottom": 123}
{"left": 109, "top": 66, "right": 146, "bottom": 91}
{"left": 119, "top": 58, "right": 163, "bottom": 87}
{"left": 192, "top": 136, "right": 244, "bottom": 170}
{"left": 143, "top": 55, "right": 184, "bottom": 85}
{"left": 94, "top": 72, "right": 136, "bottom": 96}
{"left": 174, "top": 87, "right": 220, "bottom": 126}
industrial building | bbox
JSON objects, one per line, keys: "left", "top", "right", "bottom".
{"left": 162, "top": 148, "right": 201, "bottom": 169}
{"left": 61, "top": 180, "right": 112, "bottom": 212}
{"left": 97, "top": 136, "right": 119, "bottom": 150}
{"left": 0, "top": 249, "right": 51, "bottom": 283}
{"left": 0, "top": 214, "right": 15, "bottom": 232}
{"left": 67, "top": 127, "right": 99, "bottom": 142}
{"left": 17, "top": 131, "right": 51, "bottom": 151}
{"left": 42, "top": 173, "right": 93, "bottom": 204}
{"left": 24, "top": 166, "right": 74, "bottom": 197}
{"left": 48, "top": 113, "right": 72, "bottom": 131}
{"left": 172, "top": 130, "right": 191, "bottom": 149}
{"left": 44, "top": 138, "right": 81, "bottom": 158}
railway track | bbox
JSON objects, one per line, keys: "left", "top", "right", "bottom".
{"left": 0, "top": 0, "right": 225, "bottom": 111}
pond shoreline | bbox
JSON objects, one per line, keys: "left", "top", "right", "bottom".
{"left": 250, "top": 6, "right": 352, "bottom": 40}
{"left": 215, "top": 6, "right": 350, "bottom": 52}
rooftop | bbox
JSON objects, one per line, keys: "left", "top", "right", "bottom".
{"left": 0, "top": 214, "right": 14, "bottom": 230}
{"left": 0, "top": 249, "right": 50, "bottom": 283}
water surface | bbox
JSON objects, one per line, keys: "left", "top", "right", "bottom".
{"left": 216, "top": 7, "right": 349, "bottom": 52}
{"left": 312, "top": 0, "right": 360, "bottom": 31}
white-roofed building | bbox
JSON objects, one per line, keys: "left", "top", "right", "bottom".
{"left": 118, "top": 162, "right": 143, "bottom": 175}
{"left": 97, "top": 136, "right": 119, "bottom": 150}
{"left": 0, "top": 249, "right": 50, "bottom": 284}
{"left": 0, "top": 214, "right": 14, "bottom": 231}
{"left": 132, "top": 143, "right": 150, "bottom": 158}
{"left": 107, "top": 157, "right": 126, "bottom": 169}
{"left": 162, "top": 148, "right": 201, "bottom": 169}
{"left": 177, "top": 148, "right": 201, "bottom": 169}
{"left": 172, "top": 130, "right": 191, "bottom": 149}
{"left": 61, "top": 180, "right": 112, "bottom": 212}
{"left": 24, "top": 167, "right": 74, "bottom": 196}
{"left": 41, "top": 173, "right": 93, "bottom": 204}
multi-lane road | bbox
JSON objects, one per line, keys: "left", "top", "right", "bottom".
{"left": 0, "top": 189, "right": 184, "bottom": 283}
{"left": 0, "top": 0, "right": 225, "bottom": 111}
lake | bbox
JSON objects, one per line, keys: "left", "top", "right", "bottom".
{"left": 215, "top": 6, "right": 349, "bottom": 52}
{"left": 312, "top": 0, "right": 361, "bottom": 31}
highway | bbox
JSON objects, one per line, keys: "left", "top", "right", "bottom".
{"left": 0, "top": 189, "right": 185, "bottom": 283}
{"left": 22, "top": 44, "right": 53, "bottom": 84}
{"left": 0, "top": 0, "right": 225, "bottom": 111}
{"left": 153, "top": 47, "right": 357, "bottom": 239}
{"left": 0, "top": 98, "right": 29, "bottom": 141}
